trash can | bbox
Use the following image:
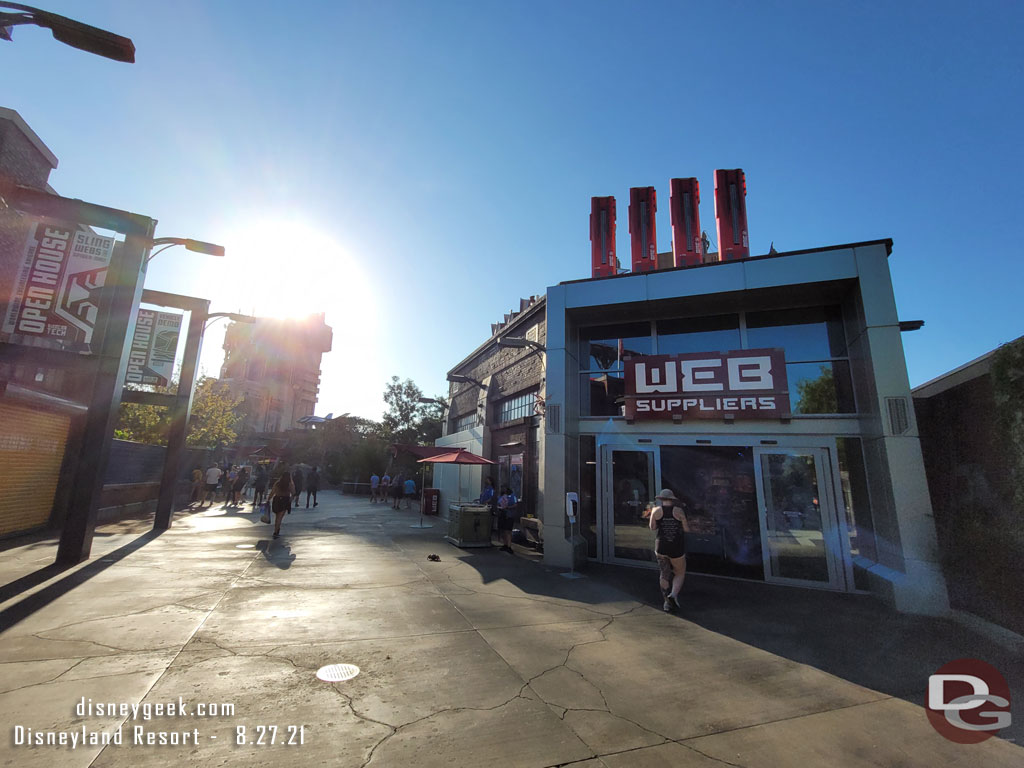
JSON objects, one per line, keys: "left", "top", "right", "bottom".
{"left": 446, "top": 503, "right": 492, "bottom": 548}
{"left": 421, "top": 488, "right": 440, "bottom": 516}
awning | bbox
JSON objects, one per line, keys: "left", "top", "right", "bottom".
{"left": 390, "top": 443, "right": 464, "bottom": 460}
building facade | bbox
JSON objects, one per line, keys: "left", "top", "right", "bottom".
{"left": 219, "top": 313, "right": 333, "bottom": 435}
{"left": 440, "top": 241, "right": 950, "bottom": 616}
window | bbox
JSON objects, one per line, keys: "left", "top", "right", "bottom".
{"left": 453, "top": 412, "right": 477, "bottom": 434}
{"left": 579, "top": 322, "right": 652, "bottom": 372}
{"left": 579, "top": 322, "right": 652, "bottom": 416}
{"left": 837, "top": 437, "right": 875, "bottom": 590}
{"left": 498, "top": 392, "right": 537, "bottom": 424}
{"left": 656, "top": 314, "right": 741, "bottom": 355}
{"left": 745, "top": 306, "right": 854, "bottom": 414}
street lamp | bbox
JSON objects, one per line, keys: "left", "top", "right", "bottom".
{"left": 447, "top": 373, "right": 488, "bottom": 390}
{"left": 147, "top": 236, "right": 226, "bottom": 264}
{"left": 204, "top": 311, "right": 255, "bottom": 330}
{"left": 496, "top": 336, "right": 545, "bottom": 352}
{"left": 0, "top": 2, "right": 135, "bottom": 62}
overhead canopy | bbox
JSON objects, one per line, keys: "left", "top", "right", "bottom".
{"left": 417, "top": 449, "right": 496, "bottom": 465}
{"left": 391, "top": 443, "right": 463, "bottom": 460}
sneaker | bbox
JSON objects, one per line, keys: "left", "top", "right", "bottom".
{"left": 668, "top": 595, "right": 679, "bottom": 611}
{"left": 273, "top": 532, "right": 280, "bottom": 539}
{"left": 662, "top": 597, "right": 672, "bottom": 612}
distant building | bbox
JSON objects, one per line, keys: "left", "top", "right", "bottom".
{"left": 219, "top": 313, "right": 333, "bottom": 434}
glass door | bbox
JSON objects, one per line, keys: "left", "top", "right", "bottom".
{"left": 602, "top": 447, "right": 659, "bottom": 565}
{"left": 753, "top": 448, "right": 844, "bottom": 588}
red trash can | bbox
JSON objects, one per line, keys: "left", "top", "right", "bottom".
{"left": 421, "top": 488, "right": 440, "bottom": 516}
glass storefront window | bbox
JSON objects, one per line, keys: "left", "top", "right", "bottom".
{"left": 579, "top": 322, "right": 652, "bottom": 372}
{"left": 746, "top": 306, "right": 848, "bottom": 360}
{"left": 580, "top": 436, "right": 597, "bottom": 558}
{"left": 787, "top": 360, "right": 856, "bottom": 414}
{"left": 659, "top": 445, "right": 763, "bottom": 579}
{"left": 837, "top": 437, "right": 875, "bottom": 590}
{"left": 656, "top": 314, "right": 741, "bottom": 356}
{"left": 580, "top": 371, "right": 624, "bottom": 417}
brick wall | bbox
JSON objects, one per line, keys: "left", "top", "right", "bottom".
{"left": 448, "top": 309, "right": 547, "bottom": 424}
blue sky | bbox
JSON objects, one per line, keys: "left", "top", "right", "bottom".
{"left": 4, "top": 1, "right": 1022, "bottom": 419}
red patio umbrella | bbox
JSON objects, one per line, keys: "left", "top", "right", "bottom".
{"left": 414, "top": 449, "right": 496, "bottom": 528}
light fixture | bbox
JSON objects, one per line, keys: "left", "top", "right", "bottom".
{"left": 496, "top": 336, "right": 545, "bottom": 352}
{"left": 447, "top": 374, "right": 488, "bottom": 390}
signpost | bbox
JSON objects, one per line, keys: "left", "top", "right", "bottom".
{"left": 125, "top": 308, "right": 182, "bottom": 387}
{"left": 2, "top": 220, "right": 117, "bottom": 351}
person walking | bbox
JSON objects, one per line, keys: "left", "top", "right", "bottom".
{"left": 403, "top": 476, "right": 416, "bottom": 509}
{"left": 306, "top": 466, "right": 320, "bottom": 508}
{"left": 269, "top": 471, "right": 295, "bottom": 539}
{"left": 188, "top": 466, "right": 203, "bottom": 507}
{"left": 496, "top": 486, "right": 517, "bottom": 552}
{"left": 231, "top": 467, "right": 247, "bottom": 507}
{"left": 380, "top": 472, "right": 391, "bottom": 503}
{"left": 292, "top": 466, "right": 305, "bottom": 507}
{"left": 203, "top": 464, "right": 222, "bottom": 508}
{"left": 369, "top": 473, "right": 380, "bottom": 503}
{"left": 648, "top": 489, "right": 689, "bottom": 612}
{"left": 253, "top": 463, "right": 268, "bottom": 508}
{"left": 391, "top": 473, "right": 404, "bottom": 509}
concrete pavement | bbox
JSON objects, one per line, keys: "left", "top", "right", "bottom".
{"left": 1, "top": 492, "right": 1020, "bottom": 767}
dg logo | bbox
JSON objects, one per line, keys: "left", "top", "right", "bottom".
{"left": 927, "top": 658, "right": 1012, "bottom": 743}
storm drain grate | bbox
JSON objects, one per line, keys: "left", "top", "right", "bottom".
{"left": 316, "top": 664, "right": 360, "bottom": 682}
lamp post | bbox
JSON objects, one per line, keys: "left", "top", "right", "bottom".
{"left": 0, "top": 2, "right": 135, "bottom": 62}
{"left": 147, "top": 236, "right": 226, "bottom": 264}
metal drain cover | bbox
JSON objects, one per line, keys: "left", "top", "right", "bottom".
{"left": 317, "top": 664, "right": 360, "bottom": 682}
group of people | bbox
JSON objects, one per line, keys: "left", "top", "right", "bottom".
{"left": 368, "top": 472, "right": 417, "bottom": 509}
{"left": 478, "top": 477, "right": 519, "bottom": 553}
{"left": 189, "top": 462, "right": 252, "bottom": 509}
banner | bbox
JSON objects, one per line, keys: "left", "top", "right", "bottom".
{"left": 125, "top": 309, "right": 182, "bottom": 387}
{"left": 2, "top": 219, "right": 117, "bottom": 352}
{"left": 624, "top": 348, "right": 790, "bottom": 420}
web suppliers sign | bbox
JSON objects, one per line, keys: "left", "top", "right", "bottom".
{"left": 2, "top": 220, "right": 116, "bottom": 352}
{"left": 624, "top": 349, "right": 790, "bottom": 420}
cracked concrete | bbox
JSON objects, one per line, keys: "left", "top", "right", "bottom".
{"left": 1, "top": 492, "right": 1021, "bottom": 767}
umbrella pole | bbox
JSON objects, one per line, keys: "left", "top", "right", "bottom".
{"left": 410, "top": 460, "right": 432, "bottom": 529}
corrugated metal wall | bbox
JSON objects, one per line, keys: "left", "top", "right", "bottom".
{"left": 0, "top": 401, "right": 70, "bottom": 536}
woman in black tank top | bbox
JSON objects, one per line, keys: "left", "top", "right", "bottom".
{"left": 648, "top": 488, "right": 689, "bottom": 612}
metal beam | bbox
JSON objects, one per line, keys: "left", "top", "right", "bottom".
{"left": 153, "top": 294, "right": 209, "bottom": 529}
{"left": 120, "top": 390, "right": 177, "bottom": 408}
{"left": 56, "top": 224, "right": 155, "bottom": 564}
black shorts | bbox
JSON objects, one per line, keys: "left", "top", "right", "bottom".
{"left": 271, "top": 496, "right": 290, "bottom": 514}
{"left": 497, "top": 513, "right": 515, "bottom": 532}
{"left": 205, "top": 483, "right": 218, "bottom": 492}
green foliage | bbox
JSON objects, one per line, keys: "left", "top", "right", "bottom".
{"left": 794, "top": 366, "right": 837, "bottom": 414}
{"left": 381, "top": 376, "right": 447, "bottom": 445}
{"left": 991, "top": 335, "right": 1024, "bottom": 514}
{"left": 114, "top": 376, "right": 242, "bottom": 448}
{"left": 186, "top": 377, "right": 242, "bottom": 447}
{"left": 114, "top": 401, "right": 169, "bottom": 444}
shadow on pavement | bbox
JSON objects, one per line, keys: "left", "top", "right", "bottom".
{"left": 0, "top": 528, "right": 165, "bottom": 633}
{"left": 588, "top": 561, "right": 1024, "bottom": 743}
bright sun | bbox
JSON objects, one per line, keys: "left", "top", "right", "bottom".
{"left": 215, "top": 217, "right": 373, "bottom": 324}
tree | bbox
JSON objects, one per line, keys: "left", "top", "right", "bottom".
{"left": 113, "top": 375, "right": 241, "bottom": 447}
{"left": 186, "top": 377, "right": 242, "bottom": 447}
{"left": 382, "top": 376, "right": 424, "bottom": 443}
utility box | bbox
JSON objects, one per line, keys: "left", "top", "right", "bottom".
{"left": 446, "top": 503, "right": 492, "bottom": 548}
{"left": 422, "top": 488, "right": 440, "bottom": 516}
